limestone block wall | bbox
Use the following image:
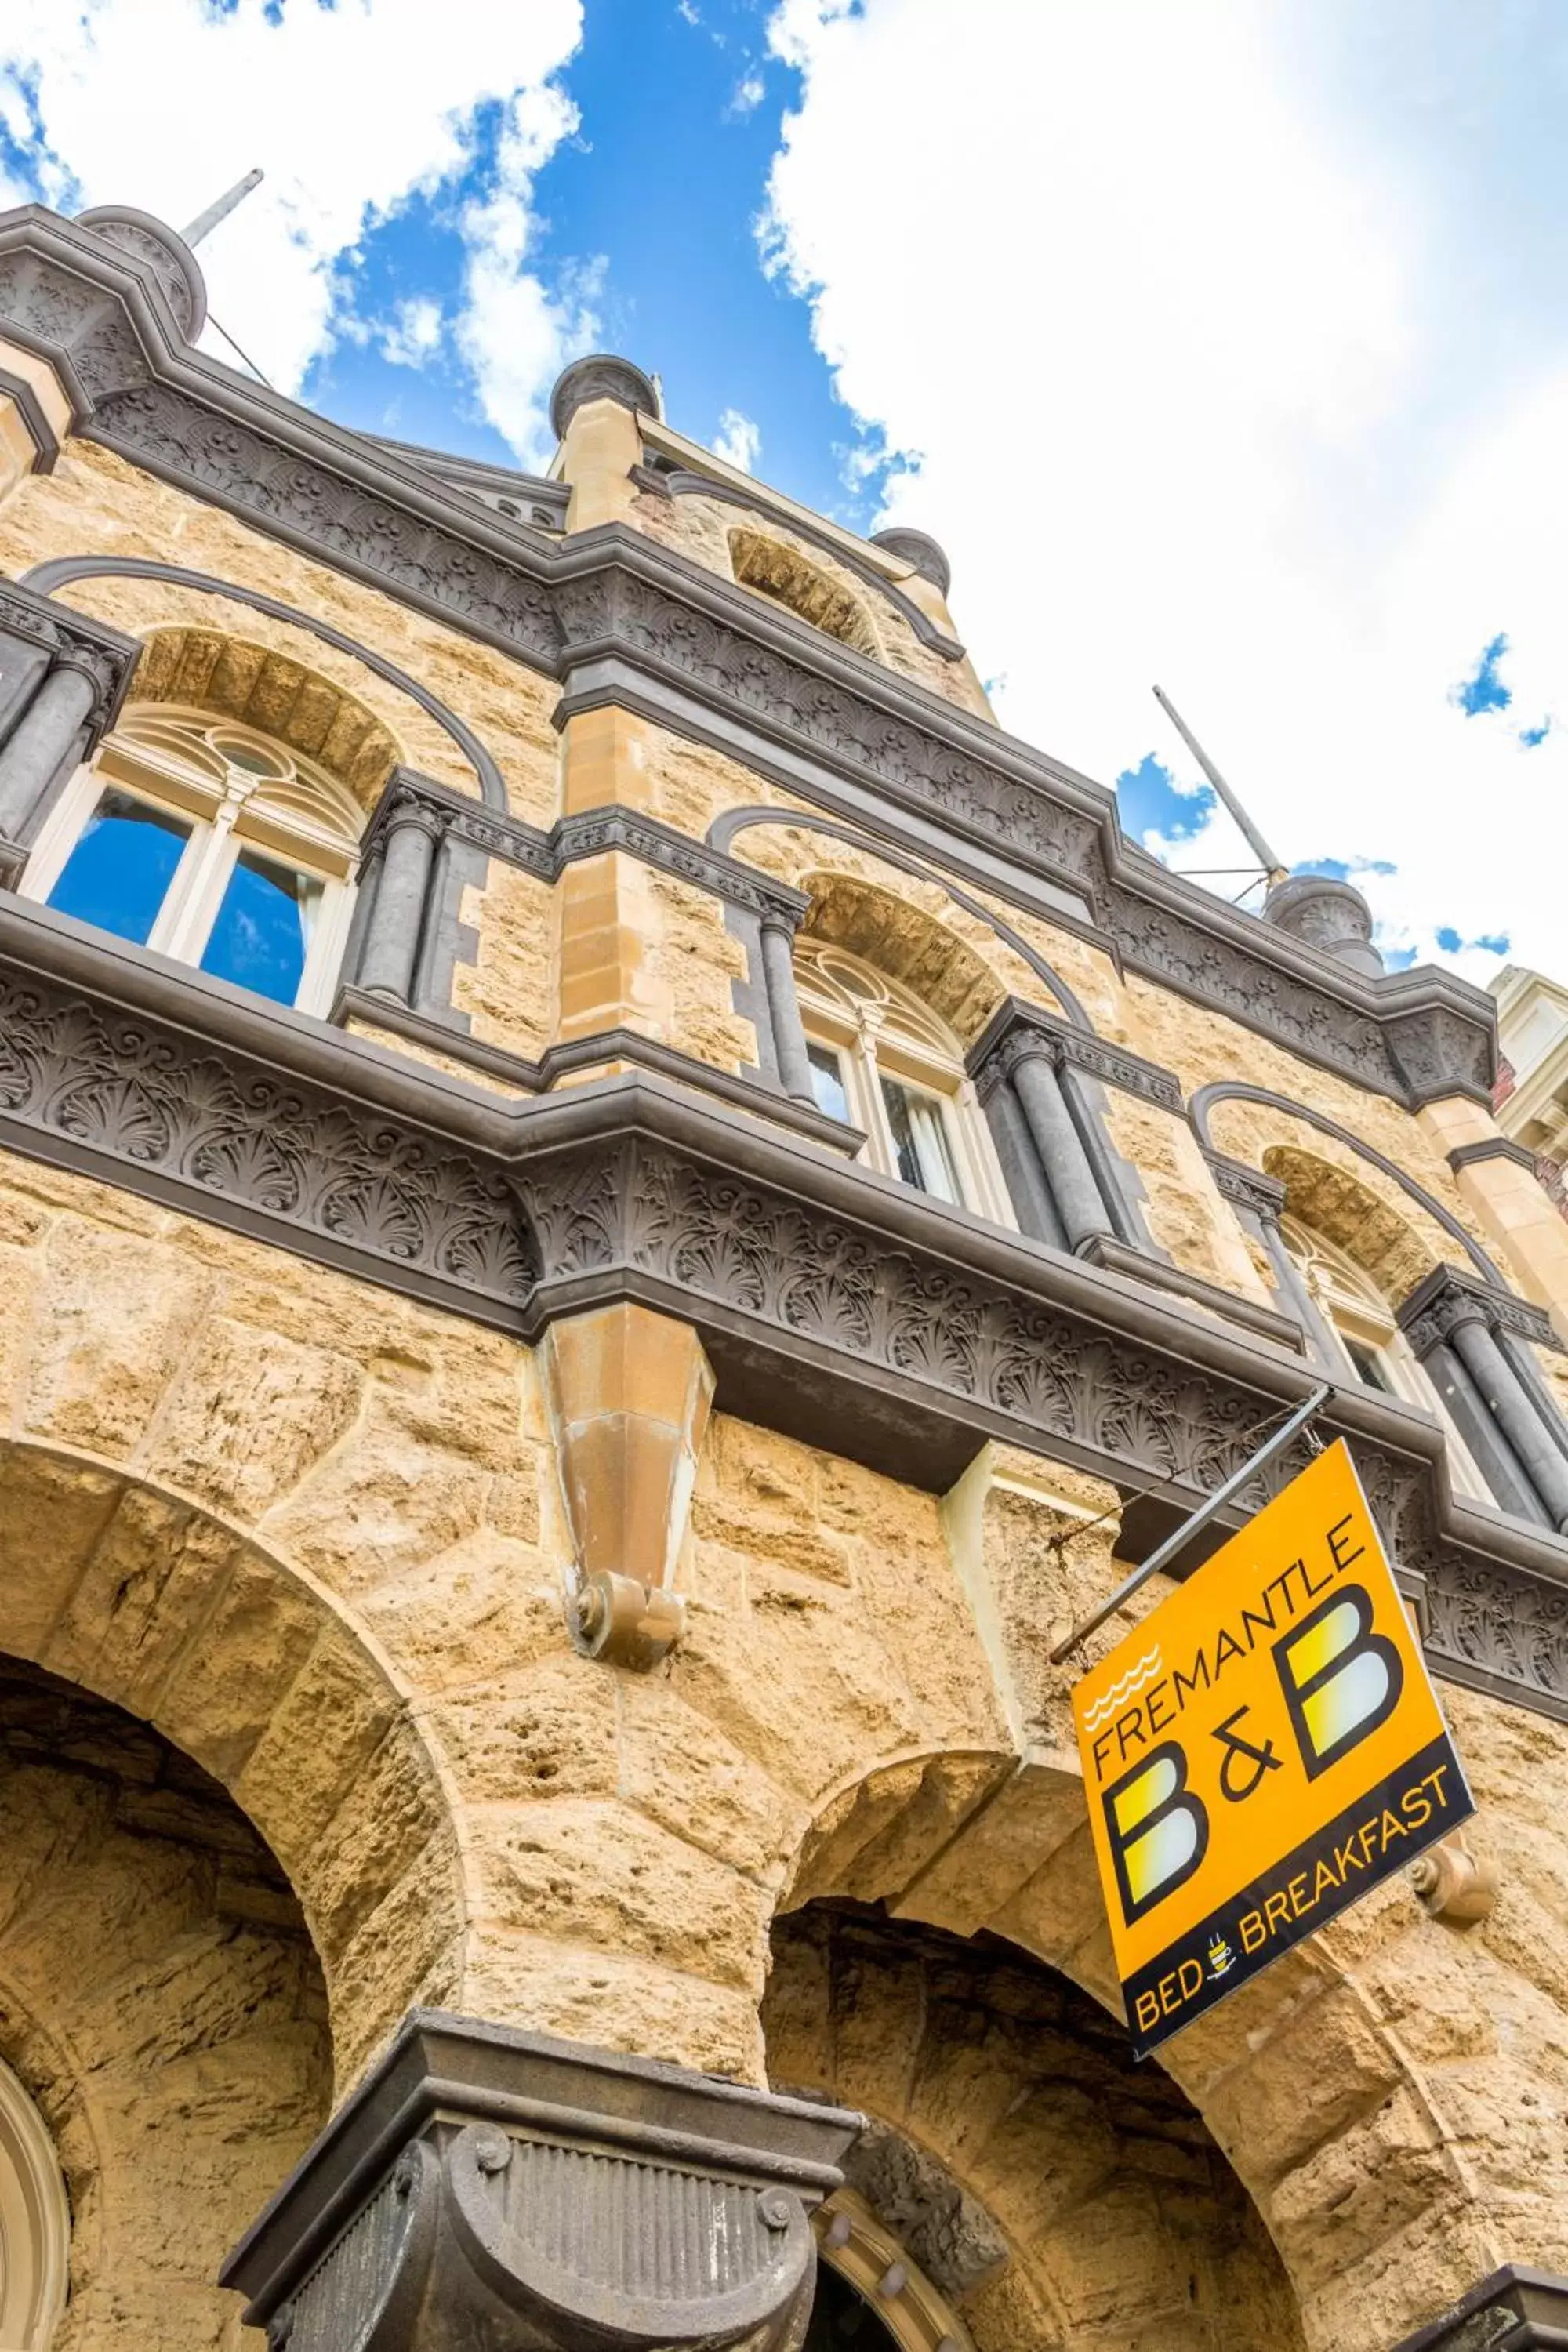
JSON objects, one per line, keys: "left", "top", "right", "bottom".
{"left": 0, "top": 1657, "right": 329, "bottom": 2352}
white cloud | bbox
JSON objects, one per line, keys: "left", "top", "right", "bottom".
{"left": 761, "top": 0, "right": 1568, "bottom": 983}
{"left": 376, "top": 295, "right": 445, "bottom": 369}
{"left": 728, "top": 71, "right": 766, "bottom": 117}
{"left": 712, "top": 406, "right": 762, "bottom": 472}
{"left": 0, "top": 0, "right": 586, "bottom": 429}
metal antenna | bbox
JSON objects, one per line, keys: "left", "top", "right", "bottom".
{"left": 181, "top": 169, "right": 264, "bottom": 248}
{"left": 1152, "top": 684, "right": 1287, "bottom": 889}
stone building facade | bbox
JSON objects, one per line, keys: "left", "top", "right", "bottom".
{"left": 0, "top": 195, "right": 1566, "bottom": 2352}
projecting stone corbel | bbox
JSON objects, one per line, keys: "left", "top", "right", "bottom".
{"left": 540, "top": 1299, "right": 714, "bottom": 1668}
{"left": 1409, "top": 1837, "right": 1499, "bottom": 1926}
{"left": 220, "top": 2011, "right": 862, "bottom": 2352}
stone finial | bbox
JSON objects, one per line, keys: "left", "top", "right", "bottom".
{"left": 1263, "top": 872, "right": 1385, "bottom": 977}
{"left": 869, "top": 527, "right": 952, "bottom": 598}
{"left": 549, "top": 352, "right": 661, "bottom": 440}
{"left": 1410, "top": 1838, "right": 1499, "bottom": 1925}
{"left": 73, "top": 204, "right": 208, "bottom": 339}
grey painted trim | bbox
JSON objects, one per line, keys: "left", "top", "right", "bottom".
{"left": 631, "top": 459, "right": 967, "bottom": 662}
{"left": 332, "top": 983, "right": 865, "bottom": 1155}
{"left": 1398, "top": 1261, "right": 1561, "bottom": 1356}
{"left": 1201, "top": 1149, "right": 1288, "bottom": 1221}
{"left": 365, "top": 434, "right": 568, "bottom": 530}
{"left": 709, "top": 804, "right": 1092, "bottom": 1029}
{"left": 0, "top": 212, "right": 1500, "bottom": 1094}
{"left": 1082, "top": 1232, "right": 1306, "bottom": 1352}
{"left": 0, "top": 365, "right": 59, "bottom": 472}
{"left": 358, "top": 768, "right": 811, "bottom": 931}
{"left": 0, "top": 575, "right": 139, "bottom": 734}
{"left": 967, "top": 994, "right": 1179, "bottom": 1104}
{"left": 19, "top": 554, "right": 506, "bottom": 806}
{"left": 869, "top": 527, "right": 951, "bottom": 598}
{"left": 1448, "top": 1134, "right": 1541, "bottom": 1174}
{"left": 0, "top": 891, "right": 1563, "bottom": 1719}
{"left": 1189, "top": 1080, "right": 1507, "bottom": 1287}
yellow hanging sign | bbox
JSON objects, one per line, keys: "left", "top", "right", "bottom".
{"left": 1072, "top": 1439, "right": 1472, "bottom": 2055}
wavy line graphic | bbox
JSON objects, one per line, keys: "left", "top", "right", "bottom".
{"left": 1081, "top": 1647, "right": 1163, "bottom": 1734}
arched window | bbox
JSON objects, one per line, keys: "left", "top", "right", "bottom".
{"left": 0, "top": 2057, "right": 70, "bottom": 2350}
{"left": 1281, "top": 1217, "right": 1489, "bottom": 1498}
{"left": 797, "top": 942, "right": 1011, "bottom": 1221}
{"left": 21, "top": 706, "right": 365, "bottom": 1013}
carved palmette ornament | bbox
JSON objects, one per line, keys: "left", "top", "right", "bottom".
{"left": 268, "top": 2126, "right": 819, "bottom": 2352}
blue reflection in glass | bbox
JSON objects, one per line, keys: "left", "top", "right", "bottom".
{"left": 807, "top": 1040, "right": 851, "bottom": 1125}
{"left": 47, "top": 789, "right": 191, "bottom": 943}
{"left": 200, "top": 848, "right": 321, "bottom": 1004}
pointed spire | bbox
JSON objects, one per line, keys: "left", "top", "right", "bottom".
{"left": 1152, "top": 684, "right": 1286, "bottom": 887}
{"left": 181, "top": 169, "right": 263, "bottom": 248}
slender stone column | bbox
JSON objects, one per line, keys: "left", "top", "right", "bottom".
{"left": 0, "top": 660, "right": 96, "bottom": 839}
{"left": 759, "top": 912, "right": 816, "bottom": 1105}
{"left": 1446, "top": 1301, "right": 1568, "bottom": 1531}
{"left": 978, "top": 1068, "right": 1065, "bottom": 1247}
{"left": 1011, "top": 1047, "right": 1109, "bottom": 1251}
{"left": 357, "top": 800, "right": 441, "bottom": 1004}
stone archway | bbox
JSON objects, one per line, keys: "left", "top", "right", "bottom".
{"left": 0, "top": 1434, "right": 463, "bottom": 2089}
{"left": 0, "top": 1653, "right": 335, "bottom": 2350}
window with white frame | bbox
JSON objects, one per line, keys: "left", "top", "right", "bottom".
{"left": 796, "top": 942, "right": 1011, "bottom": 1221}
{"left": 21, "top": 706, "right": 365, "bottom": 1014}
{"left": 1281, "top": 1217, "right": 1489, "bottom": 1499}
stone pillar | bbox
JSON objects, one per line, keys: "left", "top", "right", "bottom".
{"left": 1443, "top": 1300, "right": 1568, "bottom": 1531}
{"left": 220, "top": 2012, "right": 862, "bottom": 2352}
{"left": 978, "top": 1065, "right": 1065, "bottom": 1247}
{"left": 355, "top": 797, "right": 442, "bottom": 1004}
{"left": 1263, "top": 872, "right": 1385, "bottom": 975}
{"left": 550, "top": 353, "right": 659, "bottom": 535}
{"left": 1010, "top": 1047, "right": 1109, "bottom": 1253}
{"left": 0, "top": 660, "right": 97, "bottom": 840}
{"left": 539, "top": 1300, "right": 714, "bottom": 1668}
{"left": 758, "top": 911, "right": 816, "bottom": 1105}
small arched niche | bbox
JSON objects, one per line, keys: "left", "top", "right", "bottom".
{"left": 728, "top": 527, "right": 882, "bottom": 656}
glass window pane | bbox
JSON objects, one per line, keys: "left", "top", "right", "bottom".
{"left": 199, "top": 848, "right": 323, "bottom": 1004}
{"left": 880, "top": 1073, "right": 964, "bottom": 1204}
{"left": 807, "top": 1040, "right": 852, "bottom": 1125}
{"left": 1345, "top": 1338, "right": 1396, "bottom": 1394}
{"left": 46, "top": 789, "right": 192, "bottom": 945}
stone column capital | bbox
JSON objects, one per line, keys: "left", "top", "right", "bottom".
{"left": 222, "top": 2011, "right": 862, "bottom": 2352}
{"left": 1392, "top": 2264, "right": 1568, "bottom": 2350}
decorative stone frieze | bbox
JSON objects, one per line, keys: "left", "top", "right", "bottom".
{"left": 0, "top": 199, "right": 1501, "bottom": 1105}
{"left": 967, "top": 995, "right": 1183, "bottom": 1113}
{"left": 0, "top": 898, "right": 1566, "bottom": 1721}
{"left": 1201, "top": 1149, "right": 1289, "bottom": 1224}
{"left": 220, "top": 2012, "right": 861, "bottom": 2352}
{"left": 1391, "top": 2266, "right": 1568, "bottom": 2351}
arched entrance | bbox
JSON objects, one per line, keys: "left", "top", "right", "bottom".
{"left": 0, "top": 1653, "right": 334, "bottom": 2347}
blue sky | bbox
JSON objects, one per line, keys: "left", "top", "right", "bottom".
{"left": 2, "top": 0, "right": 1566, "bottom": 986}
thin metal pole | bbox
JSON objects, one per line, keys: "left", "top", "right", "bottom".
{"left": 1047, "top": 1382, "right": 1334, "bottom": 1664}
{"left": 1152, "top": 684, "right": 1287, "bottom": 888}
{"left": 182, "top": 169, "right": 263, "bottom": 247}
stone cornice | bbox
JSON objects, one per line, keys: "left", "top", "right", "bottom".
{"left": 966, "top": 995, "right": 1185, "bottom": 1112}
{"left": 361, "top": 769, "right": 812, "bottom": 931}
{"left": 0, "top": 201, "right": 1497, "bottom": 1107}
{"left": 1201, "top": 1150, "right": 1290, "bottom": 1222}
{"left": 1447, "top": 1134, "right": 1541, "bottom": 1176}
{"left": 1392, "top": 2267, "right": 1568, "bottom": 2352}
{"left": 0, "top": 895, "right": 1562, "bottom": 1724}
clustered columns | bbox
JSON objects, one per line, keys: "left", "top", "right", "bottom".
{"left": 0, "top": 579, "right": 138, "bottom": 883}
{"left": 1399, "top": 1265, "right": 1568, "bottom": 1532}
{"left": 220, "top": 2013, "right": 862, "bottom": 2352}
{"left": 966, "top": 999, "right": 1136, "bottom": 1254}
